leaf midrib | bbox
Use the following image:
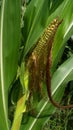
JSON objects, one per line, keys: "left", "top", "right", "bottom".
{"left": 0, "top": 0, "right": 9, "bottom": 129}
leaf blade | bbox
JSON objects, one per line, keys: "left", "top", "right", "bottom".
{"left": 0, "top": 0, "right": 20, "bottom": 129}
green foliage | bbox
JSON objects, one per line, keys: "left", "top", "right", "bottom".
{"left": 23, "top": 0, "right": 49, "bottom": 57}
{"left": 43, "top": 91, "right": 73, "bottom": 130}
{"left": 0, "top": 0, "right": 20, "bottom": 130}
{"left": 43, "top": 110, "right": 72, "bottom": 130}
{"left": 0, "top": 0, "right": 73, "bottom": 130}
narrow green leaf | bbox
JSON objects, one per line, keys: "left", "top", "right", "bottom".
{"left": 0, "top": 0, "right": 20, "bottom": 130}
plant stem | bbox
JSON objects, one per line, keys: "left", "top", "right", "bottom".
{"left": 11, "top": 94, "right": 27, "bottom": 130}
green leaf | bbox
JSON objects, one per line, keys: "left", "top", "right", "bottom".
{"left": 23, "top": 0, "right": 49, "bottom": 57}
{"left": 20, "top": 55, "right": 73, "bottom": 130}
{"left": 0, "top": 0, "right": 20, "bottom": 130}
{"left": 51, "top": 0, "right": 73, "bottom": 71}
{"left": 49, "top": 0, "right": 64, "bottom": 14}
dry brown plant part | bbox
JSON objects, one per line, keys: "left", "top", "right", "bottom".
{"left": 27, "top": 17, "right": 73, "bottom": 109}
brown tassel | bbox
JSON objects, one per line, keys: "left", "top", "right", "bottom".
{"left": 27, "top": 17, "right": 73, "bottom": 109}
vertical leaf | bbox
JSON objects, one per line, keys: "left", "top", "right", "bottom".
{"left": 0, "top": 0, "right": 20, "bottom": 130}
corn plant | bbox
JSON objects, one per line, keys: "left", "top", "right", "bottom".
{"left": 0, "top": 0, "right": 73, "bottom": 130}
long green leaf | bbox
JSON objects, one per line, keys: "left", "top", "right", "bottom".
{"left": 0, "top": 0, "right": 20, "bottom": 130}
